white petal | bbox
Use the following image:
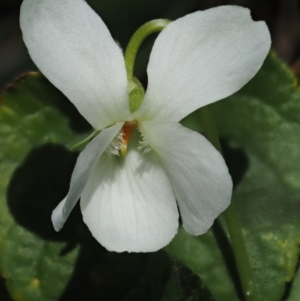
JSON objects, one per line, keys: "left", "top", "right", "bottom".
{"left": 136, "top": 6, "right": 271, "bottom": 122}
{"left": 140, "top": 121, "right": 232, "bottom": 235}
{"left": 20, "top": 0, "right": 130, "bottom": 129}
{"left": 80, "top": 131, "right": 179, "bottom": 253}
{"left": 52, "top": 122, "right": 123, "bottom": 231}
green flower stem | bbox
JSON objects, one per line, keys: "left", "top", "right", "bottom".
{"left": 124, "top": 19, "right": 171, "bottom": 81}
{"left": 199, "top": 105, "right": 258, "bottom": 301}
{"left": 224, "top": 203, "right": 257, "bottom": 301}
{"left": 69, "top": 130, "right": 100, "bottom": 152}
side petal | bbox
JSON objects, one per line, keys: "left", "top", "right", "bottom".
{"left": 52, "top": 122, "right": 124, "bottom": 232}
{"left": 20, "top": 0, "right": 130, "bottom": 129}
{"left": 136, "top": 6, "right": 271, "bottom": 122}
{"left": 80, "top": 131, "right": 179, "bottom": 253}
{"left": 140, "top": 121, "right": 232, "bottom": 235}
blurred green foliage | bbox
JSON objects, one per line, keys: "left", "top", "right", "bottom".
{"left": 0, "top": 72, "right": 82, "bottom": 301}
{"left": 287, "top": 269, "right": 300, "bottom": 301}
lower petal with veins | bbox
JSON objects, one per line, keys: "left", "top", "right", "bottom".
{"left": 80, "top": 131, "right": 179, "bottom": 253}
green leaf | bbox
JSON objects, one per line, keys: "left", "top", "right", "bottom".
{"left": 0, "top": 73, "right": 84, "bottom": 301}
{"left": 215, "top": 53, "right": 300, "bottom": 194}
{"left": 215, "top": 52, "right": 300, "bottom": 300}
{"left": 286, "top": 267, "right": 300, "bottom": 301}
{"left": 162, "top": 258, "right": 215, "bottom": 301}
{"left": 168, "top": 53, "right": 300, "bottom": 301}
{"left": 166, "top": 228, "right": 238, "bottom": 301}
{"left": 1, "top": 226, "right": 78, "bottom": 301}
{"left": 125, "top": 252, "right": 215, "bottom": 301}
{"left": 234, "top": 190, "right": 300, "bottom": 301}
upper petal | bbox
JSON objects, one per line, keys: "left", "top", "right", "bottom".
{"left": 136, "top": 6, "right": 271, "bottom": 122}
{"left": 80, "top": 131, "right": 179, "bottom": 253}
{"left": 20, "top": 0, "right": 130, "bottom": 129}
{"left": 140, "top": 121, "right": 232, "bottom": 235}
{"left": 52, "top": 122, "right": 124, "bottom": 232}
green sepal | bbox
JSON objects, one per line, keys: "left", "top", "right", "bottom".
{"left": 128, "top": 77, "right": 145, "bottom": 113}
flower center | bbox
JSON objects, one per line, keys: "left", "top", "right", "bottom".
{"left": 120, "top": 121, "right": 136, "bottom": 157}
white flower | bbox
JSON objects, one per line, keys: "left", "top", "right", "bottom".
{"left": 20, "top": 0, "right": 270, "bottom": 252}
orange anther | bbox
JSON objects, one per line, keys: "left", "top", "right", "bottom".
{"left": 120, "top": 122, "right": 136, "bottom": 157}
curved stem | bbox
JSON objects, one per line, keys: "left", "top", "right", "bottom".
{"left": 199, "top": 105, "right": 258, "bottom": 301}
{"left": 124, "top": 19, "right": 171, "bottom": 81}
{"left": 69, "top": 130, "right": 100, "bottom": 152}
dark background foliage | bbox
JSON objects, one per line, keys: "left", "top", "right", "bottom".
{"left": 2, "top": 0, "right": 300, "bottom": 89}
